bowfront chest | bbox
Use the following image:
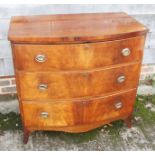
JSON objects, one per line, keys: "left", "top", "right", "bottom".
{"left": 8, "top": 12, "right": 148, "bottom": 144}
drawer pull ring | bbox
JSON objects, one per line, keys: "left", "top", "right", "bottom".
{"left": 115, "top": 102, "right": 123, "bottom": 109}
{"left": 40, "top": 112, "right": 49, "bottom": 118}
{"left": 38, "top": 84, "right": 48, "bottom": 90}
{"left": 35, "top": 54, "right": 46, "bottom": 62}
{"left": 121, "top": 48, "right": 130, "bottom": 57}
{"left": 117, "top": 75, "right": 125, "bottom": 83}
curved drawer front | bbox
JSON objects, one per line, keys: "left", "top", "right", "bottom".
{"left": 17, "top": 63, "right": 140, "bottom": 100}
{"left": 22, "top": 89, "right": 137, "bottom": 128}
{"left": 13, "top": 36, "right": 145, "bottom": 71}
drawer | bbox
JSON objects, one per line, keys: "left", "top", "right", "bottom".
{"left": 13, "top": 36, "right": 145, "bottom": 71}
{"left": 17, "top": 62, "right": 140, "bottom": 100}
{"left": 22, "top": 89, "right": 137, "bottom": 128}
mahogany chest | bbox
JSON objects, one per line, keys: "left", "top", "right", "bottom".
{"left": 8, "top": 12, "right": 148, "bottom": 144}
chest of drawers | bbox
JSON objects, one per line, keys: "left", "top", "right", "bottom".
{"left": 8, "top": 12, "right": 148, "bottom": 144}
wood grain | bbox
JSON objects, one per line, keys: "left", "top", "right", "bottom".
{"left": 8, "top": 12, "right": 148, "bottom": 143}
{"left": 22, "top": 89, "right": 137, "bottom": 132}
{"left": 13, "top": 36, "right": 145, "bottom": 71}
{"left": 17, "top": 62, "right": 141, "bottom": 100}
{"left": 8, "top": 12, "right": 148, "bottom": 44}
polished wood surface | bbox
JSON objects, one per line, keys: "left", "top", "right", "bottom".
{"left": 22, "top": 89, "right": 136, "bottom": 130}
{"left": 8, "top": 12, "right": 148, "bottom": 44}
{"left": 17, "top": 62, "right": 140, "bottom": 100}
{"left": 8, "top": 12, "right": 148, "bottom": 143}
{"left": 13, "top": 36, "right": 145, "bottom": 71}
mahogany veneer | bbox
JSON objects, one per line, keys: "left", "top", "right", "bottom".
{"left": 8, "top": 12, "right": 148, "bottom": 144}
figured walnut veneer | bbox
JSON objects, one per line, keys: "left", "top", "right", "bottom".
{"left": 8, "top": 12, "right": 148, "bottom": 144}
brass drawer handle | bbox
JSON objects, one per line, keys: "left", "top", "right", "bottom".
{"left": 35, "top": 54, "right": 46, "bottom": 62}
{"left": 121, "top": 48, "right": 130, "bottom": 57}
{"left": 115, "top": 102, "right": 123, "bottom": 109}
{"left": 117, "top": 75, "right": 125, "bottom": 83}
{"left": 38, "top": 84, "right": 48, "bottom": 90}
{"left": 40, "top": 112, "right": 49, "bottom": 118}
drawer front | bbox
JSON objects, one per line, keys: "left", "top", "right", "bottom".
{"left": 13, "top": 36, "right": 145, "bottom": 71}
{"left": 17, "top": 63, "right": 140, "bottom": 100}
{"left": 22, "top": 89, "right": 136, "bottom": 128}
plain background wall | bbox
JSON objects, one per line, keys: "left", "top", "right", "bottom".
{"left": 0, "top": 4, "right": 155, "bottom": 76}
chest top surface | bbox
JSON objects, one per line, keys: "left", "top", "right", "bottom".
{"left": 8, "top": 12, "right": 148, "bottom": 44}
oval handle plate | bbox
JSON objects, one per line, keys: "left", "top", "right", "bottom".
{"left": 40, "top": 112, "right": 49, "bottom": 118}
{"left": 117, "top": 75, "right": 125, "bottom": 83}
{"left": 121, "top": 48, "right": 130, "bottom": 57}
{"left": 115, "top": 102, "right": 123, "bottom": 109}
{"left": 38, "top": 84, "right": 48, "bottom": 90}
{"left": 35, "top": 54, "right": 46, "bottom": 63}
